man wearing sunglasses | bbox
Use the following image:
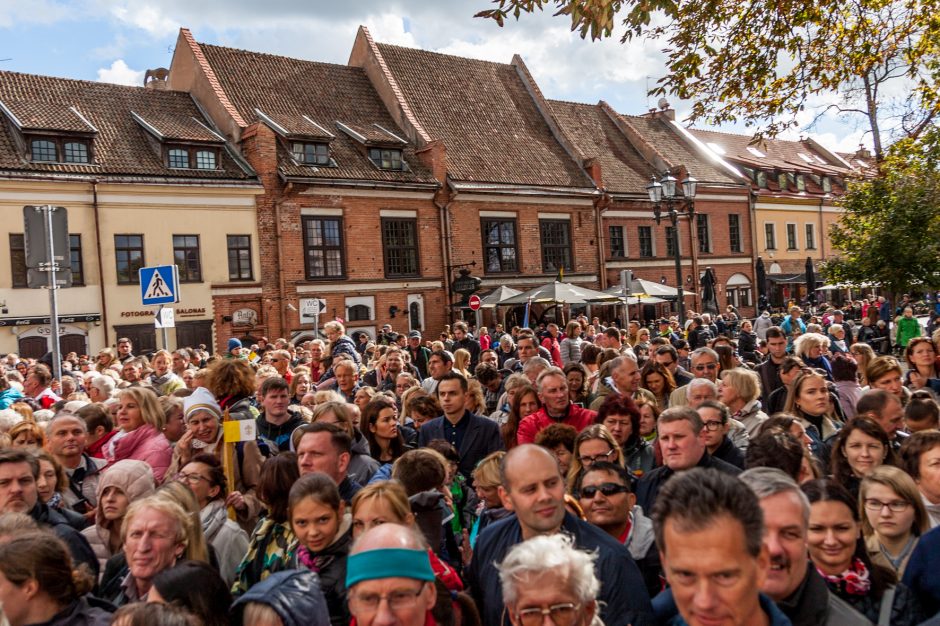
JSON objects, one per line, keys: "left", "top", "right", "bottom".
{"left": 576, "top": 462, "right": 661, "bottom": 598}
{"left": 668, "top": 347, "right": 722, "bottom": 408}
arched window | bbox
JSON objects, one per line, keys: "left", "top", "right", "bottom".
{"left": 348, "top": 305, "right": 371, "bottom": 322}
{"left": 726, "top": 273, "right": 752, "bottom": 308}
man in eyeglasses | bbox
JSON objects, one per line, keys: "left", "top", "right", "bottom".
{"left": 497, "top": 533, "right": 602, "bottom": 626}
{"left": 697, "top": 400, "right": 745, "bottom": 470}
{"left": 636, "top": 407, "right": 741, "bottom": 514}
{"left": 346, "top": 523, "right": 438, "bottom": 626}
{"left": 668, "top": 347, "right": 722, "bottom": 407}
{"left": 466, "top": 444, "right": 652, "bottom": 626}
{"left": 575, "top": 461, "right": 661, "bottom": 598}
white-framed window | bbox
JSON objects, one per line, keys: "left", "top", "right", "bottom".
{"left": 764, "top": 223, "right": 776, "bottom": 250}
{"left": 805, "top": 223, "right": 816, "bottom": 250}
{"left": 786, "top": 223, "right": 798, "bottom": 250}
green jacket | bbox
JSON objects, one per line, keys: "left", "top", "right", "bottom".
{"left": 897, "top": 316, "right": 921, "bottom": 347}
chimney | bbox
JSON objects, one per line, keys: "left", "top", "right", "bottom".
{"left": 144, "top": 68, "right": 169, "bottom": 90}
{"left": 855, "top": 145, "right": 872, "bottom": 160}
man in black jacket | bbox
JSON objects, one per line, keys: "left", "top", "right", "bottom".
{"left": 0, "top": 448, "right": 98, "bottom": 578}
{"left": 452, "top": 322, "right": 481, "bottom": 370}
{"left": 636, "top": 406, "right": 741, "bottom": 514}
{"left": 466, "top": 445, "right": 653, "bottom": 626}
{"left": 756, "top": 327, "right": 789, "bottom": 408}
{"left": 418, "top": 372, "right": 502, "bottom": 483}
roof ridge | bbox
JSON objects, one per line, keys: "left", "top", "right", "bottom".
{"left": 375, "top": 40, "right": 512, "bottom": 68}
{"left": 358, "top": 26, "right": 432, "bottom": 144}
{"left": 0, "top": 69, "right": 154, "bottom": 94}
{"left": 689, "top": 126, "right": 811, "bottom": 148}
{"left": 181, "top": 29, "right": 247, "bottom": 128}
{"left": 199, "top": 41, "right": 363, "bottom": 74}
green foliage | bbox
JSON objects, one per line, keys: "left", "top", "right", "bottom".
{"left": 476, "top": 0, "right": 940, "bottom": 158}
{"left": 825, "top": 127, "right": 940, "bottom": 294}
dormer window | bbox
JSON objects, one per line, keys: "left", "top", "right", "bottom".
{"left": 370, "top": 148, "right": 402, "bottom": 171}
{"left": 291, "top": 142, "right": 330, "bottom": 166}
{"left": 28, "top": 137, "right": 91, "bottom": 164}
{"left": 822, "top": 176, "right": 832, "bottom": 193}
{"left": 168, "top": 148, "right": 189, "bottom": 169}
{"left": 195, "top": 150, "right": 216, "bottom": 169}
{"left": 166, "top": 146, "right": 219, "bottom": 170}
{"left": 30, "top": 139, "right": 56, "bottom": 162}
{"left": 756, "top": 170, "right": 767, "bottom": 188}
{"left": 64, "top": 141, "right": 89, "bottom": 163}
{"left": 778, "top": 172, "right": 788, "bottom": 189}
{"left": 796, "top": 174, "right": 806, "bottom": 191}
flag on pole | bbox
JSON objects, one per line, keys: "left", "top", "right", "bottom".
{"left": 522, "top": 296, "right": 532, "bottom": 329}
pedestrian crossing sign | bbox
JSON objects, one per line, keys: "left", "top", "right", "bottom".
{"left": 139, "top": 265, "right": 179, "bottom": 305}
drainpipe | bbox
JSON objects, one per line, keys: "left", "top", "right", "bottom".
{"left": 595, "top": 193, "right": 609, "bottom": 290}
{"left": 274, "top": 189, "right": 288, "bottom": 337}
{"left": 434, "top": 187, "right": 455, "bottom": 322}
{"left": 91, "top": 180, "right": 109, "bottom": 346}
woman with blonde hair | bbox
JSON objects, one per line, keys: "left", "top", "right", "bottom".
{"left": 850, "top": 342, "right": 876, "bottom": 385}
{"left": 861, "top": 465, "right": 930, "bottom": 578}
{"left": 566, "top": 424, "right": 624, "bottom": 491}
{"left": 469, "top": 451, "right": 509, "bottom": 548}
{"left": 867, "top": 356, "right": 907, "bottom": 404}
{"left": 9, "top": 420, "right": 44, "bottom": 448}
{"left": 96, "top": 347, "right": 118, "bottom": 373}
{"left": 784, "top": 371, "right": 841, "bottom": 465}
{"left": 453, "top": 348, "right": 472, "bottom": 379}
{"left": 149, "top": 350, "right": 184, "bottom": 396}
{"left": 107, "top": 388, "right": 172, "bottom": 482}
{"left": 794, "top": 332, "right": 833, "bottom": 380}
{"left": 717, "top": 368, "right": 768, "bottom": 436}
{"left": 465, "top": 379, "right": 486, "bottom": 414}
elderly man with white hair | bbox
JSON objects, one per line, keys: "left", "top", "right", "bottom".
{"left": 498, "top": 533, "right": 604, "bottom": 626}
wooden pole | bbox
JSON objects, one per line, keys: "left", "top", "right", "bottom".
{"left": 222, "top": 408, "right": 237, "bottom": 521}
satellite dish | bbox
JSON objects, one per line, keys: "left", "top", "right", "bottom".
{"left": 658, "top": 97, "right": 670, "bottom": 110}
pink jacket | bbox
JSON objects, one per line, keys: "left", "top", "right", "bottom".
{"left": 516, "top": 404, "right": 597, "bottom": 445}
{"left": 109, "top": 425, "right": 172, "bottom": 483}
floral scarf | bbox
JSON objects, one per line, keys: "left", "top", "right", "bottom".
{"left": 817, "top": 557, "right": 871, "bottom": 596}
{"left": 296, "top": 544, "right": 333, "bottom": 574}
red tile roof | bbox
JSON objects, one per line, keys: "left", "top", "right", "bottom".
{"left": 548, "top": 99, "right": 658, "bottom": 193}
{"left": 195, "top": 43, "right": 437, "bottom": 186}
{"left": 0, "top": 99, "right": 96, "bottom": 133}
{"left": 690, "top": 128, "right": 853, "bottom": 177}
{"left": 0, "top": 70, "right": 254, "bottom": 181}
{"left": 623, "top": 115, "right": 740, "bottom": 185}
{"left": 374, "top": 42, "right": 594, "bottom": 189}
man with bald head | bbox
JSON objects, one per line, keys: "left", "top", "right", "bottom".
{"left": 466, "top": 444, "right": 652, "bottom": 626}
{"left": 346, "top": 523, "right": 437, "bottom": 626}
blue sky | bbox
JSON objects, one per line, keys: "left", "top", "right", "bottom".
{"left": 0, "top": 0, "right": 872, "bottom": 154}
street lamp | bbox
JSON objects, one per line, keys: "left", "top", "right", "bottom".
{"left": 646, "top": 171, "right": 698, "bottom": 325}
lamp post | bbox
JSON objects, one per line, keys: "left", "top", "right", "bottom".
{"left": 646, "top": 171, "right": 697, "bottom": 326}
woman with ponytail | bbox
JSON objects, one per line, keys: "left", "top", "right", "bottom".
{"left": 0, "top": 531, "right": 112, "bottom": 625}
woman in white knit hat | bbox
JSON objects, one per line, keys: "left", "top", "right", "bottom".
{"left": 166, "top": 386, "right": 265, "bottom": 532}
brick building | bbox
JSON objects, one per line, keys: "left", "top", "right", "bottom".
{"left": 690, "top": 129, "right": 856, "bottom": 306}
{"left": 349, "top": 27, "right": 604, "bottom": 328}
{"left": 548, "top": 101, "right": 755, "bottom": 318}
{"left": 0, "top": 69, "right": 260, "bottom": 357}
{"left": 168, "top": 30, "right": 445, "bottom": 348}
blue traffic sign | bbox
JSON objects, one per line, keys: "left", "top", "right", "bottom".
{"left": 139, "top": 265, "right": 179, "bottom": 306}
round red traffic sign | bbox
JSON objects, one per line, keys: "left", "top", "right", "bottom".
{"left": 468, "top": 295, "right": 482, "bottom": 311}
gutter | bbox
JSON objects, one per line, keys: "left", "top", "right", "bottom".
{"left": 433, "top": 182, "right": 456, "bottom": 315}
{"left": 91, "top": 179, "right": 109, "bottom": 346}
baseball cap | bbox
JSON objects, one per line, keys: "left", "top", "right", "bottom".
{"left": 408, "top": 330, "right": 422, "bottom": 339}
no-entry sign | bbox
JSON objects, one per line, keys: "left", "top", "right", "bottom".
{"left": 468, "top": 295, "right": 482, "bottom": 311}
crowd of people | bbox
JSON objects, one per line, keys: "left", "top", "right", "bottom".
{"left": 1, "top": 304, "right": 940, "bottom": 626}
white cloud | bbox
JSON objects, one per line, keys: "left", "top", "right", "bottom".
{"left": 0, "top": 0, "right": 74, "bottom": 28}
{"left": 96, "top": 59, "right": 144, "bottom": 86}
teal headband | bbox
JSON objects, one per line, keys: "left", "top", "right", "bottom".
{"left": 346, "top": 548, "right": 435, "bottom": 587}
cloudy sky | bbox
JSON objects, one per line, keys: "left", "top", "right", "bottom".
{"left": 0, "top": 0, "right": 870, "bottom": 153}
